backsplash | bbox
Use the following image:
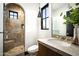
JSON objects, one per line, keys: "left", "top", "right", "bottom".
{"left": 52, "top": 35, "right": 73, "bottom": 43}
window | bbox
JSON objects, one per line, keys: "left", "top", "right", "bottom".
{"left": 9, "top": 10, "right": 18, "bottom": 19}
{"left": 41, "top": 3, "right": 49, "bottom": 30}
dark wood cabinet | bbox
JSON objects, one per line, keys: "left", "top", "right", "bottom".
{"left": 37, "top": 42, "right": 62, "bottom": 56}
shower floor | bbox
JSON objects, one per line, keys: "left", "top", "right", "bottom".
{"left": 4, "top": 45, "right": 24, "bottom": 56}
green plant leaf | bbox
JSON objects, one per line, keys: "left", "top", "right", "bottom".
{"left": 64, "top": 8, "right": 79, "bottom": 25}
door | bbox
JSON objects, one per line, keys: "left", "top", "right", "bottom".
{"left": 3, "top": 3, "right": 25, "bottom": 56}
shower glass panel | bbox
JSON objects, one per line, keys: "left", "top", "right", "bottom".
{"left": 3, "top": 3, "right": 25, "bottom": 56}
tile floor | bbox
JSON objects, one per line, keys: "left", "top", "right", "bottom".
{"left": 4, "top": 45, "right": 24, "bottom": 56}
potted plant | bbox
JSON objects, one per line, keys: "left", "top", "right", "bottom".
{"left": 64, "top": 8, "right": 79, "bottom": 45}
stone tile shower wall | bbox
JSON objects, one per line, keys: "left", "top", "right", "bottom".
{"left": 4, "top": 3, "right": 24, "bottom": 53}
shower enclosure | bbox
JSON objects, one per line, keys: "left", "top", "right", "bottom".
{"left": 3, "top": 3, "right": 25, "bottom": 56}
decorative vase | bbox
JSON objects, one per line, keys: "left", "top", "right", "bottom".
{"left": 72, "top": 24, "right": 79, "bottom": 45}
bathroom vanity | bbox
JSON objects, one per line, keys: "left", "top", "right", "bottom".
{"left": 37, "top": 38, "right": 79, "bottom": 56}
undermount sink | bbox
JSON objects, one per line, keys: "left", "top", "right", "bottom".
{"left": 47, "top": 39, "right": 71, "bottom": 47}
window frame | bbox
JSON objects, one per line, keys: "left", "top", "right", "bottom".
{"left": 9, "top": 10, "right": 18, "bottom": 19}
{"left": 41, "top": 3, "right": 49, "bottom": 30}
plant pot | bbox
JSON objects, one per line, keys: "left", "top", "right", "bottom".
{"left": 72, "top": 24, "right": 79, "bottom": 45}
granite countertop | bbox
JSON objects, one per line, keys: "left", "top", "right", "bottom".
{"left": 38, "top": 38, "right": 79, "bottom": 56}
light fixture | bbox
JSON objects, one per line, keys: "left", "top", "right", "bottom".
{"left": 37, "top": 3, "right": 41, "bottom": 18}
